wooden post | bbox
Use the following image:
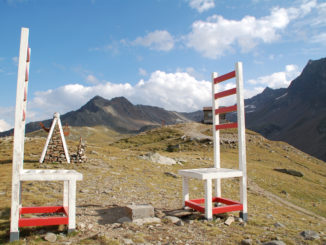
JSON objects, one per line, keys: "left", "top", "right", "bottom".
{"left": 205, "top": 179, "right": 213, "bottom": 220}
{"left": 212, "top": 72, "right": 221, "bottom": 198}
{"left": 235, "top": 62, "right": 248, "bottom": 221}
{"left": 10, "top": 27, "right": 30, "bottom": 242}
{"left": 182, "top": 177, "right": 189, "bottom": 208}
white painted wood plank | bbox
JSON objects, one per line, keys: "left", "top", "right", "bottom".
{"left": 64, "top": 181, "right": 68, "bottom": 207}
{"left": 11, "top": 27, "right": 29, "bottom": 240}
{"left": 68, "top": 180, "right": 76, "bottom": 231}
{"left": 212, "top": 72, "right": 221, "bottom": 198}
{"left": 182, "top": 177, "right": 189, "bottom": 208}
{"left": 39, "top": 117, "right": 58, "bottom": 163}
{"left": 20, "top": 169, "right": 83, "bottom": 181}
{"left": 205, "top": 179, "right": 212, "bottom": 220}
{"left": 178, "top": 168, "right": 243, "bottom": 180}
{"left": 56, "top": 113, "right": 70, "bottom": 163}
{"left": 236, "top": 62, "right": 247, "bottom": 214}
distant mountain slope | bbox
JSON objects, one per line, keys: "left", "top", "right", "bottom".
{"left": 244, "top": 58, "right": 326, "bottom": 162}
{"left": 0, "top": 96, "right": 192, "bottom": 136}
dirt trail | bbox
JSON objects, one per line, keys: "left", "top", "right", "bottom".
{"left": 181, "top": 123, "right": 213, "bottom": 141}
{"left": 249, "top": 179, "right": 326, "bottom": 222}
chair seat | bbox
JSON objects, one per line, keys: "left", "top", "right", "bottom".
{"left": 20, "top": 169, "right": 83, "bottom": 181}
{"left": 178, "top": 168, "right": 243, "bottom": 180}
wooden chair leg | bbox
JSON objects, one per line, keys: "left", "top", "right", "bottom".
{"left": 205, "top": 179, "right": 213, "bottom": 220}
{"left": 182, "top": 177, "right": 189, "bottom": 208}
{"left": 68, "top": 180, "right": 76, "bottom": 232}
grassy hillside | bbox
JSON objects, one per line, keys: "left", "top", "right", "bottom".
{"left": 0, "top": 123, "right": 325, "bottom": 244}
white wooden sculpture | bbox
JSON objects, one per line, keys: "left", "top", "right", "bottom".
{"left": 39, "top": 112, "right": 70, "bottom": 163}
{"left": 178, "top": 62, "right": 247, "bottom": 221}
{"left": 10, "top": 28, "right": 83, "bottom": 242}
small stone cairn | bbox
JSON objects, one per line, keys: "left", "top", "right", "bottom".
{"left": 44, "top": 124, "right": 67, "bottom": 163}
{"left": 71, "top": 137, "right": 87, "bottom": 163}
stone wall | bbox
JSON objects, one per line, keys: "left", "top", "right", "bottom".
{"left": 43, "top": 124, "right": 68, "bottom": 163}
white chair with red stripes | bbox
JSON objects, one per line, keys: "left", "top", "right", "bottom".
{"left": 10, "top": 28, "right": 82, "bottom": 242}
{"left": 178, "top": 62, "right": 247, "bottom": 221}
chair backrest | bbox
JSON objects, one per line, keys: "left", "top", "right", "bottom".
{"left": 212, "top": 62, "right": 246, "bottom": 171}
{"left": 12, "top": 27, "right": 31, "bottom": 172}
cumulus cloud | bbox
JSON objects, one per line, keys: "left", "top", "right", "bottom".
{"left": 0, "top": 107, "right": 14, "bottom": 131}
{"left": 26, "top": 68, "right": 265, "bottom": 123}
{"left": 86, "top": 74, "right": 99, "bottom": 84}
{"left": 248, "top": 64, "right": 300, "bottom": 89}
{"left": 186, "top": 1, "right": 317, "bottom": 58}
{"left": 0, "top": 119, "right": 11, "bottom": 132}
{"left": 311, "top": 33, "right": 326, "bottom": 44}
{"left": 188, "top": 0, "right": 215, "bottom": 13}
{"left": 139, "top": 68, "right": 148, "bottom": 77}
{"left": 132, "top": 30, "right": 174, "bottom": 51}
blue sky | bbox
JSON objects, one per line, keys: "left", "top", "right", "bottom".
{"left": 0, "top": 0, "right": 325, "bottom": 131}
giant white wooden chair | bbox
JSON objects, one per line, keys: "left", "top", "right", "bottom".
{"left": 10, "top": 28, "right": 83, "bottom": 242}
{"left": 178, "top": 62, "right": 247, "bottom": 221}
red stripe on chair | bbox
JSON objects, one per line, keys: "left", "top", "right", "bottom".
{"left": 214, "top": 71, "right": 235, "bottom": 84}
{"left": 215, "top": 105, "right": 237, "bottom": 115}
{"left": 20, "top": 206, "right": 65, "bottom": 214}
{"left": 213, "top": 197, "right": 241, "bottom": 205}
{"left": 215, "top": 122, "right": 238, "bottom": 130}
{"left": 25, "top": 68, "right": 28, "bottom": 81}
{"left": 19, "top": 217, "right": 68, "bottom": 227}
{"left": 19, "top": 206, "right": 68, "bottom": 227}
{"left": 24, "top": 87, "right": 27, "bottom": 101}
{"left": 212, "top": 204, "right": 243, "bottom": 214}
{"left": 185, "top": 200, "right": 205, "bottom": 213}
{"left": 214, "top": 88, "right": 236, "bottom": 99}
{"left": 26, "top": 47, "right": 30, "bottom": 62}
{"left": 185, "top": 197, "right": 243, "bottom": 215}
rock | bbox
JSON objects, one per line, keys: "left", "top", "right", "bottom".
{"left": 126, "top": 204, "right": 154, "bottom": 220}
{"left": 224, "top": 216, "right": 235, "bottom": 226}
{"left": 117, "top": 217, "right": 132, "bottom": 223}
{"left": 165, "top": 209, "right": 193, "bottom": 218}
{"left": 187, "top": 220, "right": 194, "bottom": 224}
{"left": 164, "top": 172, "right": 178, "bottom": 178}
{"left": 241, "top": 239, "right": 252, "bottom": 245}
{"left": 273, "top": 222, "right": 285, "bottom": 228}
{"left": 176, "top": 220, "right": 184, "bottom": 226}
{"left": 122, "top": 238, "right": 134, "bottom": 245}
{"left": 300, "top": 230, "right": 320, "bottom": 240}
{"left": 140, "top": 152, "right": 176, "bottom": 165}
{"left": 78, "top": 223, "right": 86, "bottom": 230}
{"left": 90, "top": 150, "right": 99, "bottom": 155}
{"left": 133, "top": 217, "right": 161, "bottom": 226}
{"left": 155, "top": 209, "right": 165, "bottom": 219}
{"left": 44, "top": 232, "right": 57, "bottom": 243}
{"left": 165, "top": 216, "right": 180, "bottom": 224}
{"left": 274, "top": 168, "right": 303, "bottom": 177}
{"left": 262, "top": 241, "right": 286, "bottom": 245}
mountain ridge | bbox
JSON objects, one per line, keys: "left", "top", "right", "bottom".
{"left": 244, "top": 57, "right": 326, "bottom": 161}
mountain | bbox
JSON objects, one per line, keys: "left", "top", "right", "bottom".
{"left": 0, "top": 96, "right": 192, "bottom": 136}
{"left": 244, "top": 58, "right": 326, "bottom": 162}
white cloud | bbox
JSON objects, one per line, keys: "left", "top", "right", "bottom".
{"left": 0, "top": 107, "right": 14, "bottom": 131}
{"left": 0, "top": 119, "right": 11, "bottom": 132}
{"left": 12, "top": 56, "right": 18, "bottom": 65}
{"left": 27, "top": 69, "right": 265, "bottom": 123}
{"left": 86, "top": 74, "right": 99, "bottom": 84}
{"left": 132, "top": 30, "right": 174, "bottom": 51}
{"left": 248, "top": 64, "right": 300, "bottom": 89}
{"left": 188, "top": 0, "right": 215, "bottom": 13}
{"left": 186, "top": 1, "right": 317, "bottom": 58}
{"left": 311, "top": 33, "right": 326, "bottom": 44}
{"left": 139, "top": 68, "right": 148, "bottom": 77}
